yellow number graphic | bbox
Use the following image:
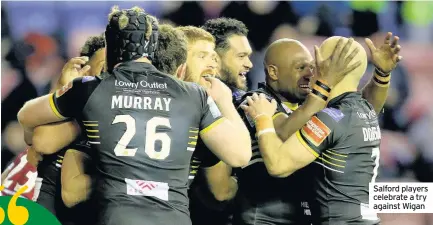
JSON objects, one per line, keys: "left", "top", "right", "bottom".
{"left": 0, "top": 185, "right": 5, "bottom": 224}
{"left": 8, "top": 185, "right": 29, "bottom": 225}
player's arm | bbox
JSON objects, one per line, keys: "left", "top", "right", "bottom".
{"left": 199, "top": 80, "right": 252, "bottom": 167}
{"left": 274, "top": 93, "right": 327, "bottom": 141}
{"left": 242, "top": 94, "right": 336, "bottom": 177}
{"left": 61, "top": 149, "right": 93, "bottom": 208}
{"left": 196, "top": 147, "right": 238, "bottom": 201}
{"left": 18, "top": 77, "right": 93, "bottom": 154}
{"left": 32, "top": 121, "right": 80, "bottom": 155}
{"left": 361, "top": 32, "right": 402, "bottom": 114}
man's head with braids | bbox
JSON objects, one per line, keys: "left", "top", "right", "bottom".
{"left": 105, "top": 6, "right": 158, "bottom": 72}
{"left": 79, "top": 34, "right": 106, "bottom": 76}
{"left": 153, "top": 24, "right": 188, "bottom": 77}
{"left": 202, "top": 18, "right": 253, "bottom": 90}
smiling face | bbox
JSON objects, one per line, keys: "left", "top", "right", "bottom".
{"left": 184, "top": 40, "right": 218, "bottom": 88}
{"left": 265, "top": 39, "right": 315, "bottom": 103}
{"left": 218, "top": 35, "right": 253, "bottom": 91}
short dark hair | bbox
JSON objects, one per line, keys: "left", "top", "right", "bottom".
{"left": 79, "top": 34, "right": 105, "bottom": 58}
{"left": 153, "top": 24, "right": 188, "bottom": 75}
{"left": 202, "top": 17, "right": 249, "bottom": 53}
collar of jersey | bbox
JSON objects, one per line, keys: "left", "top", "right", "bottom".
{"left": 114, "top": 61, "right": 158, "bottom": 73}
{"left": 328, "top": 91, "right": 360, "bottom": 106}
{"left": 282, "top": 102, "right": 298, "bottom": 110}
{"left": 258, "top": 82, "right": 283, "bottom": 105}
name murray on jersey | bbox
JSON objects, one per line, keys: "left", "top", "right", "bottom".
{"left": 111, "top": 95, "right": 172, "bottom": 111}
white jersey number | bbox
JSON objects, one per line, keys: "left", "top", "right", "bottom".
{"left": 112, "top": 115, "right": 171, "bottom": 160}
{"left": 370, "top": 147, "right": 380, "bottom": 183}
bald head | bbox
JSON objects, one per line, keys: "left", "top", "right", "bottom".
{"left": 264, "top": 38, "right": 309, "bottom": 69}
{"left": 319, "top": 36, "right": 368, "bottom": 83}
{"left": 263, "top": 38, "right": 315, "bottom": 103}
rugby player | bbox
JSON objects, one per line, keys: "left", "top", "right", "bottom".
{"left": 33, "top": 34, "right": 105, "bottom": 225}
{"left": 232, "top": 32, "right": 401, "bottom": 225}
{"left": 185, "top": 18, "right": 253, "bottom": 225}
{"left": 241, "top": 36, "right": 385, "bottom": 225}
{"left": 18, "top": 6, "right": 251, "bottom": 225}
{"left": 0, "top": 35, "right": 105, "bottom": 207}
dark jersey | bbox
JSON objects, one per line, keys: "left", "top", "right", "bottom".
{"left": 233, "top": 83, "right": 313, "bottom": 225}
{"left": 296, "top": 92, "right": 381, "bottom": 225}
{"left": 50, "top": 62, "right": 222, "bottom": 225}
{"left": 36, "top": 138, "right": 92, "bottom": 223}
{"left": 188, "top": 86, "right": 245, "bottom": 225}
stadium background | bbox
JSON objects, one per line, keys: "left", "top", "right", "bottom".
{"left": 1, "top": 1, "right": 432, "bottom": 224}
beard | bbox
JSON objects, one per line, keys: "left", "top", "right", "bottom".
{"left": 220, "top": 66, "right": 247, "bottom": 91}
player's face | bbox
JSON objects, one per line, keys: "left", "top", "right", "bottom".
{"left": 218, "top": 35, "right": 253, "bottom": 91}
{"left": 86, "top": 48, "right": 106, "bottom": 76}
{"left": 278, "top": 48, "right": 314, "bottom": 102}
{"left": 184, "top": 40, "right": 218, "bottom": 88}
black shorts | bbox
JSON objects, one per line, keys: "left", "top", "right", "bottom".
{"left": 97, "top": 206, "right": 191, "bottom": 225}
{"left": 232, "top": 191, "right": 312, "bottom": 225}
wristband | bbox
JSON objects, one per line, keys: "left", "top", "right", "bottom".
{"left": 373, "top": 68, "right": 391, "bottom": 87}
{"left": 255, "top": 115, "right": 273, "bottom": 132}
{"left": 311, "top": 89, "right": 328, "bottom": 101}
{"left": 257, "top": 128, "right": 276, "bottom": 138}
{"left": 374, "top": 67, "right": 391, "bottom": 77}
{"left": 312, "top": 79, "right": 331, "bottom": 101}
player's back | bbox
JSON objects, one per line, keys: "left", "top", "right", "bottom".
{"left": 307, "top": 92, "right": 381, "bottom": 225}
{"left": 80, "top": 62, "right": 217, "bottom": 225}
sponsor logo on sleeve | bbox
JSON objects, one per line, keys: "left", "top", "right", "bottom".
{"left": 81, "top": 76, "right": 96, "bottom": 83}
{"left": 301, "top": 116, "right": 331, "bottom": 146}
{"left": 322, "top": 108, "right": 344, "bottom": 122}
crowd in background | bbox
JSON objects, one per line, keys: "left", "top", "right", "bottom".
{"left": 1, "top": 1, "right": 433, "bottom": 224}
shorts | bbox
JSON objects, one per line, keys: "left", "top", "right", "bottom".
{"left": 232, "top": 191, "right": 312, "bottom": 225}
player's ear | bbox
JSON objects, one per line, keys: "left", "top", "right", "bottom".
{"left": 266, "top": 64, "right": 278, "bottom": 81}
{"left": 175, "top": 63, "right": 186, "bottom": 80}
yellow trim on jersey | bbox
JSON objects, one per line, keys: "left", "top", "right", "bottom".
{"left": 189, "top": 136, "right": 198, "bottom": 140}
{"left": 272, "top": 112, "right": 286, "bottom": 120}
{"left": 199, "top": 117, "right": 224, "bottom": 135}
{"left": 49, "top": 93, "right": 66, "bottom": 119}
{"left": 322, "top": 153, "right": 346, "bottom": 163}
{"left": 87, "top": 135, "right": 100, "bottom": 138}
{"left": 318, "top": 156, "right": 345, "bottom": 168}
{"left": 326, "top": 149, "right": 348, "bottom": 158}
{"left": 283, "top": 102, "right": 299, "bottom": 111}
{"left": 295, "top": 130, "right": 319, "bottom": 157}
{"left": 190, "top": 130, "right": 199, "bottom": 134}
{"left": 188, "top": 141, "right": 197, "bottom": 145}
{"left": 86, "top": 129, "right": 99, "bottom": 133}
{"left": 84, "top": 124, "right": 98, "bottom": 127}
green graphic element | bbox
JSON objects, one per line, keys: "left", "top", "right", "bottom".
{"left": 0, "top": 196, "right": 61, "bottom": 225}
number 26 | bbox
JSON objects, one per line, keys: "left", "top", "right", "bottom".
{"left": 112, "top": 115, "right": 171, "bottom": 160}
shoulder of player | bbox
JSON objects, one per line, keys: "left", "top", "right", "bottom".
{"left": 314, "top": 107, "right": 346, "bottom": 128}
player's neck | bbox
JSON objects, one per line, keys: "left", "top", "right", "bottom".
{"left": 328, "top": 82, "right": 357, "bottom": 102}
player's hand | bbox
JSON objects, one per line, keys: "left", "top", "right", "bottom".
{"left": 241, "top": 93, "right": 277, "bottom": 119}
{"left": 314, "top": 37, "right": 362, "bottom": 88}
{"left": 365, "top": 32, "right": 402, "bottom": 73}
{"left": 204, "top": 77, "right": 233, "bottom": 104}
{"left": 26, "top": 147, "right": 42, "bottom": 167}
{"left": 59, "top": 56, "right": 91, "bottom": 86}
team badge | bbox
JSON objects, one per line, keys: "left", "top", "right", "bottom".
{"left": 301, "top": 116, "right": 331, "bottom": 146}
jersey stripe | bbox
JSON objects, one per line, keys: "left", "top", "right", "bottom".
{"left": 199, "top": 117, "right": 224, "bottom": 135}
{"left": 296, "top": 130, "right": 319, "bottom": 157}
{"left": 49, "top": 94, "right": 66, "bottom": 119}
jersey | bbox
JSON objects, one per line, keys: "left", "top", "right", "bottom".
{"left": 233, "top": 83, "right": 314, "bottom": 225}
{"left": 50, "top": 61, "right": 222, "bottom": 225}
{"left": 296, "top": 92, "right": 381, "bottom": 225}
{"left": 36, "top": 137, "right": 92, "bottom": 224}
{"left": 1, "top": 148, "right": 40, "bottom": 201}
{"left": 188, "top": 86, "right": 245, "bottom": 225}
